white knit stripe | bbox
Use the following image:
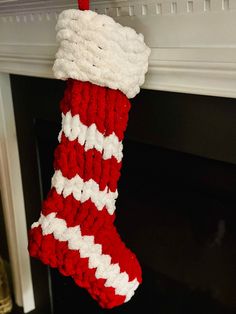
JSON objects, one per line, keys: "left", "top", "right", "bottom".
{"left": 51, "top": 170, "right": 118, "bottom": 215}
{"left": 60, "top": 111, "right": 123, "bottom": 163}
{"left": 31, "top": 213, "right": 139, "bottom": 301}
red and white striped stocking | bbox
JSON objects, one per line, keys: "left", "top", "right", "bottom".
{"left": 28, "top": 1, "right": 150, "bottom": 309}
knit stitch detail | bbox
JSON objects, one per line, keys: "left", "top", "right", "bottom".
{"left": 28, "top": 80, "right": 142, "bottom": 309}
{"left": 53, "top": 9, "right": 150, "bottom": 98}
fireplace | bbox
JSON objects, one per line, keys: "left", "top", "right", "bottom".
{"left": 0, "top": 1, "right": 236, "bottom": 314}
{"left": 2, "top": 74, "right": 234, "bottom": 314}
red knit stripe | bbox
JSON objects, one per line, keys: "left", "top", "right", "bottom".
{"left": 29, "top": 226, "right": 126, "bottom": 309}
{"left": 53, "top": 135, "right": 121, "bottom": 192}
{"left": 41, "top": 190, "right": 142, "bottom": 283}
{"left": 42, "top": 188, "right": 115, "bottom": 225}
{"left": 60, "top": 80, "right": 131, "bottom": 141}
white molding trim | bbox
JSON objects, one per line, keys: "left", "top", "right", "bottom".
{"left": 0, "top": 73, "right": 35, "bottom": 313}
{"left": 145, "top": 62, "right": 236, "bottom": 98}
{"left": 0, "top": 0, "right": 235, "bottom": 16}
{"left": 0, "top": 0, "right": 236, "bottom": 98}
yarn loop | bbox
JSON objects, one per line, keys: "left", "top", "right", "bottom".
{"left": 78, "top": 0, "right": 89, "bottom": 11}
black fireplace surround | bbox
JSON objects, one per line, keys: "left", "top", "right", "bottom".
{"left": 7, "top": 74, "right": 236, "bottom": 314}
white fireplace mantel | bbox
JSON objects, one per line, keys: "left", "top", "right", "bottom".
{"left": 0, "top": 1, "right": 236, "bottom": 313}
{"left": 0, "top": 0, "right": 236, "bottom": 97}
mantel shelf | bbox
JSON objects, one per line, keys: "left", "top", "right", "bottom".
{"left": 0, "top": 0, "right": 236, "bottom": 97}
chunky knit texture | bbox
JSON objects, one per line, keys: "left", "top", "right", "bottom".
{"left": 53, "top": 9, "right": 150, "bottom": 98}
{"left": 28, "top": 80, "right": 142, "bottom": 308}
{"left": 29, "top": 4, "right": 150, "bottom": 308}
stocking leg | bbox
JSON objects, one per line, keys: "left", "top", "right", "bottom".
{"left": 28, "top": 80, "right": 142, "bottom": 309}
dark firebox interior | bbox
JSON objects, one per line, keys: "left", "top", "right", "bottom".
{"left": 3, "top": 74, "right": 235, "bottom": 314}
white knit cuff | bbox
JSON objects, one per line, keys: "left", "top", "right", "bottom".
{"left": 53, "top": 9, "right": 150, "bottom": 98}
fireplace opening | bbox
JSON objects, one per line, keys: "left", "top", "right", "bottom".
{"left": 9, "top": 74, "right": 236, "bottom": 314}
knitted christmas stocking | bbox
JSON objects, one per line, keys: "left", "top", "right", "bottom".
{"left": 28, "top": 3, "right": 150, "bottom": 309}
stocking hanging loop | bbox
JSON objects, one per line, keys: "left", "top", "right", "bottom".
{"left": 77, "top": 0, "right": 89, "bottom": 10}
